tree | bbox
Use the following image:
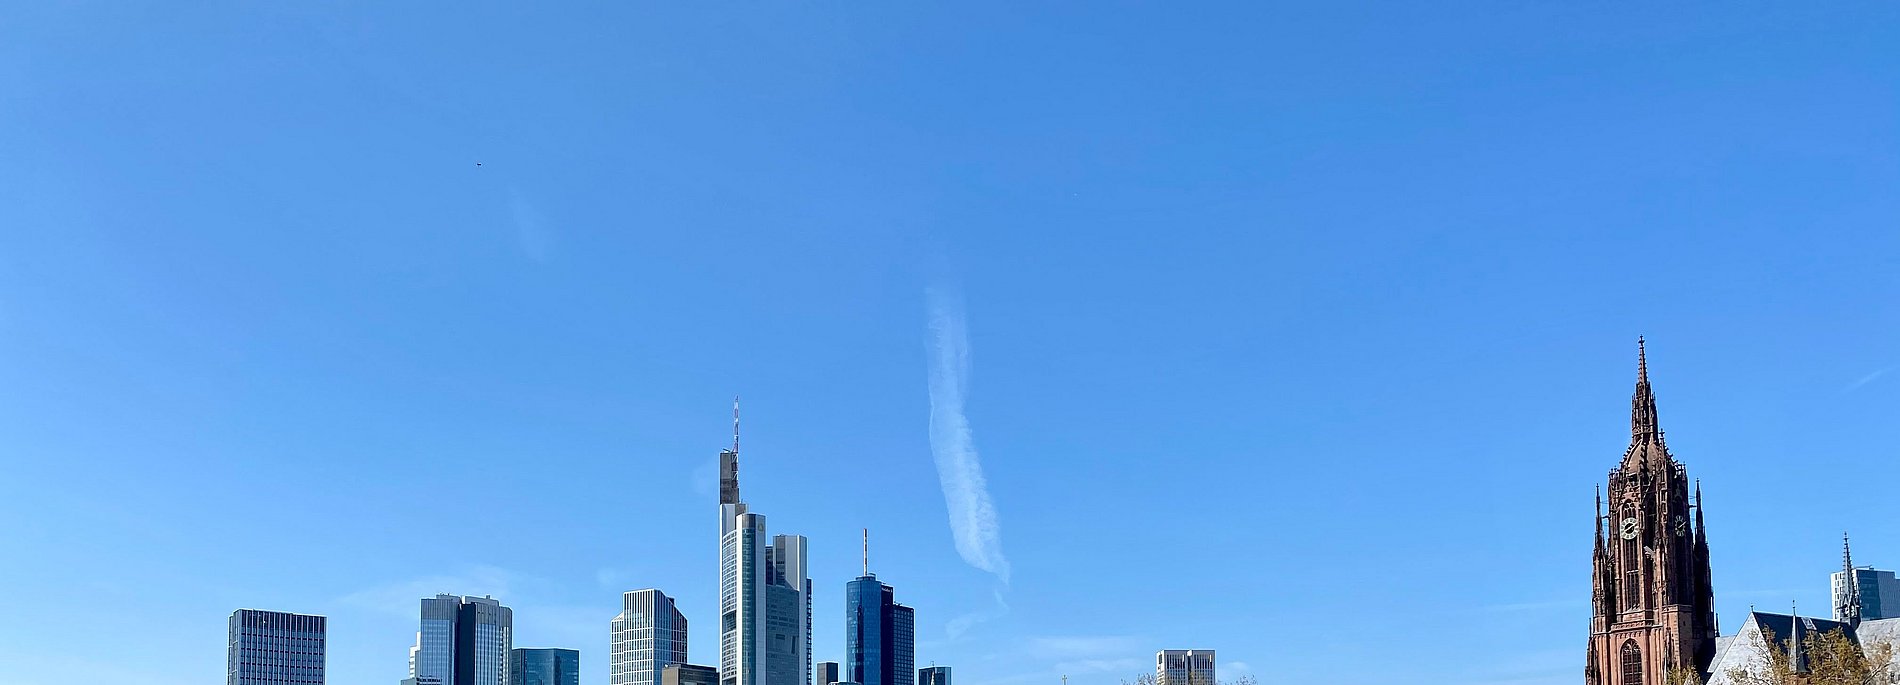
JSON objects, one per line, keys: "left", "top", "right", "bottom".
{"left": 1723, "top": 626, "right": 1895, "bottom": 685}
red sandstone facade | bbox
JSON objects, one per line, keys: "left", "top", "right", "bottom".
{"left": 1585, "top": 341, "right": 1719, "bottom": 685}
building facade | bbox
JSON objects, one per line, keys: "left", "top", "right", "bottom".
{"left": 1155, "top": 651, "right": 1214, "bottom": 685}
{"left": 612, "top": 589, "right": 689, "bottom": 685}
{"left": 664, "top": 664, "right": 722, "bottom": 685}
{"left": 406, "top": 594, "right": 514, "bottom": 685}
{"left": 719, "top": 403, "right": 812, "bottom": 685}
{"left": 1585, "top": 341, "right": 1719, "bottom": 685}
{"left": 845, "top": 574, "right": 914, "bottom": 685}
{"left": 816, "top": 662, "right": 840, "bottom": 685}
{"left": 917, "top": 666, "right": 951, "bottom": 685}
{"left": 511, "top": 649, "right": 579, "bottom": 685}
{"left": 228, "top": 609, "right": 326, "bottom": 685}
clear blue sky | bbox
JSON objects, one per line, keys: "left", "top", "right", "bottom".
{"left": 2, "top": 3, "right": 1897, "bottom": 685}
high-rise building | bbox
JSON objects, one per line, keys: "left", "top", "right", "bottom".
{"left": 1833, "top": 535, "right": 1900, "bottom": 623}
{"left": 1156, "top": 651, "right": 1214, "bottom": 685}
{"left": 719, "top": 400, "right": 812, "bottom": 685}
{"left": 1584, "top": 340, "right": 1718, "bottom": 685}
{"left": 511, "top": 649, "right": 579, "bottom": 685}
{"left": 664, "top": 664, "right": 721, "bottom": 685}
{"left": 406, "top": 594, "right": 514, "bottom": 685}
{"left": 816, "top": 662, "right": 840, "bottom": 685}
{"left": 917, "top": 666, "right": 951, "bottom": 685}
{"left": 844, "top": 569, "right": 913, "bottom": 685}
{"left": 229, "top": 609, "right": 326, "bottom": 685}
{"left": 612, "top": 589, "right": 689, "bottom": 685}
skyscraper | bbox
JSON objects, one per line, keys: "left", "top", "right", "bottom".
{"left": 511, "top": 649, "right": 579, "bottom": 685}
{"left": 228, "top": 609, "right": 326, "bottom": 685}
{"left": 406, "top": 594, "right": 514, "bottom": 685}
{"left": 1155, "top": 651, "right": 1214, "bottom": 685}
{"left": 917, "top": 666, "right": 951, "bottom": 685}
{"left": 816, "top": 662, "right": 840, "bottom": 685}
{"left": 844, "top": 553, "right": 913, "bottom": 685}
{"left": 612, "top": 589, "right": 689, "bottom": 685}
{"left": 719, "top": 400, "right": 812, "bottom": 685}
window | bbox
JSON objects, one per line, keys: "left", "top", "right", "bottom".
{"left": 1620, "top": 641, "right": 1642, "bottom": 685}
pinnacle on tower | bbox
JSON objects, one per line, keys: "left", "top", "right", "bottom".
{"left": 1631, "top": 337, "right": 1661, "bottom": 442}
{"left": 1840, "top": 532, "right": 1862, "bottom": 627}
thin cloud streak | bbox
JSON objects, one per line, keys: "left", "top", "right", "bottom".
{"left": 1846, "top": 367, "right": 1890, "bottom": 392}
{"left": 927, "top": 287, "right": 1011, "bottom": 583}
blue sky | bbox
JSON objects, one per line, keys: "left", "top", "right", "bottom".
{"left": 2, "top": 3, "right": 1898, "bottom": 684}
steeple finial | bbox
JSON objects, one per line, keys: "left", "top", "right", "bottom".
{"left": 1631, "top": 337, "right": 1661, "bottom": 442}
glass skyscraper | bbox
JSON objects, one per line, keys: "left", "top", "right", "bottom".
{"left": 406, "top": 594, "right": 513, "bottom": 685}
{"left": 845, "top": 574, "right": 913, "bottom": 685}
{"left": 612, "top": 589, "right": 689, "bottom": 685}
{"left": 916, "top": 666, "right": 950, "bottom": 685}
{"left": 511, "top": 649, "right": 579, "bottom": 685}
{"left": 718, "top": 409, "right": 812, "bottom": 685}
{"left": 228, "top": 609, "right": 326, "bottom": 685}
{"left": 816, "top": 662, "right": 840, "bottom": 685}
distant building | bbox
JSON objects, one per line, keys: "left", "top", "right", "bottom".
{"left": 664, "top": 664, "right": 721, "bottom": 685}
{"left": 512, "top": 649, "right": 579, "bottom": 685}
{"left": 845, "top": 572, "right": 913, "bottom": 685}
{"left": 1833, "top": 535, "right": 1900, "bottom": 622}
{"left": 1156, "top": 651, "right": 1215, "bottom": 685}
{"left": 917, "top": 666, "right": 950, "bottom": 685}
{"left": 406, "top": 594, "right": 513, "bottom": 685}
{"left": 612, "top": 589, "right": 689, "bottom": 685}
{"left": 228, "top": 609, "right": 326, "bottom": 685}
{"left": 815, "top": 662, "right": 840, "bottom": 685}
{"left": 718, "top": 402, "right": 812, "bottom": 685}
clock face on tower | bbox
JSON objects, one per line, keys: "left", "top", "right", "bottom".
{"left": 1674, "top": 515, "right": 1687, "bottom": 537}
{"left": 1620, "top": 517, "right": 1639, "bottom": 540}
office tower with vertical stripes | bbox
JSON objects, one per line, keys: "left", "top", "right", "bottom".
{"left": 228, "top": 609, "right": 326, "bottom": 685}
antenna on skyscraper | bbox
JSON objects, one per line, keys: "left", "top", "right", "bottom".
{"left": 862, "top": 528, "right": 870, "bottom": 576}
{"left": 733, "top": 395, "right": 741, "bottom": 454}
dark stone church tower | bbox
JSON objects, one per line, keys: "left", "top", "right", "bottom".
{"left": 1585, "top": 340, "right": 1718, "bottom": 685}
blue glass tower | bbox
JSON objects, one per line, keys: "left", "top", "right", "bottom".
{"left": 844, "top": 574, "right": 913, "bottom": 685}
{"left": 511, "top": 648, "right": 580, "bottom": 685}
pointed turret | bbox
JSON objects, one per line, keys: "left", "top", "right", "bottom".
{"left": 1838, "top": 532, "right": 1862, "bottom": 627}
{"left": 1632, "top": 337, "right": 1661, "bottom": 443}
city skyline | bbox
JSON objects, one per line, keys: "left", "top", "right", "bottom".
{"left": 7, "top": 3, "right": 1900, "bottom": 685}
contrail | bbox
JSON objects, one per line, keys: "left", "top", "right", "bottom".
{"left": 927, "top": 287, "right": 1010, "bottom": 584}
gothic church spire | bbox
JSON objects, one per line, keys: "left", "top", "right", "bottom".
{"left": 1632, "top": 337, "right": 1661, "bottom": 442}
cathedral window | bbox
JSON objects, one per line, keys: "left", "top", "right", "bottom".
{"left": 1620, "top": 640, "right": 1642, "bottom": 685}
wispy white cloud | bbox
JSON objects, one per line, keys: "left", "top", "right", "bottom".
{"left": 1846, "top": 367, "right": 1891, "bottom": 393}
{"left": 945, "top": 589, "right": 1011, "bottom": 639}
{"left": 1222, "top": 662, "right": 1250, "bottom": 676}
{"left": 927, "top": 287, "right": 1010, "bottom": 583}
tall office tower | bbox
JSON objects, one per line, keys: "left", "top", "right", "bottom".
{"left": 816, "top": 662, "right": 840, "bottom": 685}
{"left": 917, "top": 666, "right": 951, "bottom": 685}
{"left": 664, "top": 664, "right": 721, "bottom": 685}
{"left": 844, "top": 560, "right": 914, "bottom": 685}
{"left": 1833, "top": 535, "right": 1900, "bottom": 622}
{"left": 719, "top": 400, "right": 813, "bottom": 685}
{"left": 1155, "top": 651, "right": 1215, "bottom": 685}
{"left": 228, "top": 609, "right": 326, "bottom": 685}
{"left": 612, "top": 589, "right": 690, "bottom": 685}
{"left": 405, "top": 594, "right": 514, "bottom": 685}
{"left": 511, "top": 649, "right": 579, "bottom": 685}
